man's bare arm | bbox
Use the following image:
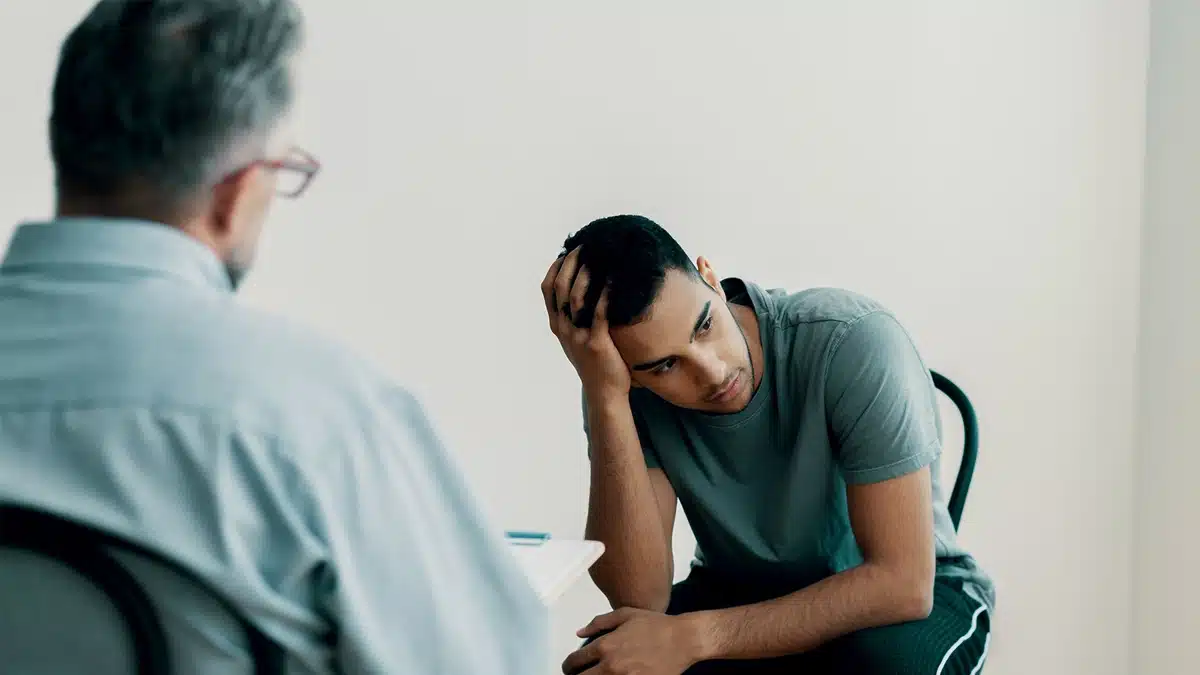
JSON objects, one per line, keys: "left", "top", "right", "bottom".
{"left": 584, "top": 397, "right": 678, "bottom": 612}
{"left": 683, "top": 467, "right": 936, "bottom": 660}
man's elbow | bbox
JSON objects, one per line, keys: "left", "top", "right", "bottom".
{"left": 900, "top": 584, "right": 935, "bottom": 621}
{"left": 869, "top": 557, "right": 934, "bottom": 622}
{"left": 890, "top": 568, "right": 935, "bottom": 622}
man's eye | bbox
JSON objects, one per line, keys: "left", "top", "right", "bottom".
{"left": 651, "top": 358, "right": 677, "bottom": 375}
{"left": 698, "top": 315, "right": 714, "bottom": 334}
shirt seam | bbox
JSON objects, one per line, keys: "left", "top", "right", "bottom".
{"left": 819, "top": 309, "right": 897, "bottom": 391}
{"left": 773, "top": 298, "right": 885, "bottom": 332}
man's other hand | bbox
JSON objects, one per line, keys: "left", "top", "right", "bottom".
{"left": 562, "top": 607, "right": 707, "bottom": 675}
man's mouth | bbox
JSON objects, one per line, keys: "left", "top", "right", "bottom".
{"left": 708, "top": 372, "right": 742, "bottom": 403}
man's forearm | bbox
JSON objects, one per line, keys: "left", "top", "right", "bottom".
{"left": 686, "top": 562, "right": 934, "bottom": 661}
{"left": 584, "top": 398, "right": 673, "bottom": 611}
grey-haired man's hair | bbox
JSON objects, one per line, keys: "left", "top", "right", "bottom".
{"left": 49, "top": 0, "right": 304, "bottom": 203}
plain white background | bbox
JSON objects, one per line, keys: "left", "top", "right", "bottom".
{"left": 0, "top": 2, "right": 1192, "bottom": 674}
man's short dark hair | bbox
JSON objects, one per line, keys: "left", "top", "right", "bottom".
{"left": 561, "top": 215, "right": 699, "bottom": 328}
{"left": 49, "top": 0, "right": 304, "bottom": 202}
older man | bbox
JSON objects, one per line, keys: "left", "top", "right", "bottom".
{"left": 0, "top": 1, "right": 544, "bottom": 673}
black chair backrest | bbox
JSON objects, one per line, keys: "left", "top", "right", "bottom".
{"left": 930, "top": 371, "right": 978, "bottom": 530}
{"left": 0, "top": 505, "right": 285, "bottom": 675}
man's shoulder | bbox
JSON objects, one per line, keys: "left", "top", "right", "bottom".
{"left": 221, "top": 304, "right": 364, "bottom": 370}
{"left": 167, "top": 303, "right": 421, "bottom": 469}
{"left": 206, "top": 304, "right": 392, "bottom": 404}
{"left": 755, "top": 284, "right": 892, "bottom": 330}
{"left": 95, "top": 298, "right": 401, "bottom": 442}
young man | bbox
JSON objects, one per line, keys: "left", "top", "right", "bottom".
{"left": 0, "top": 2, "right": 545, "bottom": 673}
{"left": 542, "top": 215, "right": 993, "bottom": 674}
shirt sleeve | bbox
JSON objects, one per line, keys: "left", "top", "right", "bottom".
{"left": 824, "top": 311, "right": 942, "bottom": 485}
{"left": 580, "top": 388, "right": 661, "bottom": 469}
{"left": 305, "top": 386, "right": 548, "bottom": 674}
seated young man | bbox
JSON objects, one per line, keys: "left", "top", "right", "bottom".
{"left": 541, "top": 215, "right": 993, "bottom": 674}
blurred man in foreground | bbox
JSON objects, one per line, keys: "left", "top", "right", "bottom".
{"left": 0, "top": 1, "right": 545, "bottom": 672}
{"left": 544, "top": 215, "right": 993, "bottom": 674}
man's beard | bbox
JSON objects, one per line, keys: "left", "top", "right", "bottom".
{"left": 224, "top": 262, "right": 249, "bottom": 289}
{"left": 223, "top": 244, "right": 255, "bottom": 290}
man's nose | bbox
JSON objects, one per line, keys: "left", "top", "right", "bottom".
{"left": 692, "top": 351, "right": 726, "bottom": 387}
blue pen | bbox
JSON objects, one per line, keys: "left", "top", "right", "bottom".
{"left": 506, "top": 531, "right": 551, "bottom": 545}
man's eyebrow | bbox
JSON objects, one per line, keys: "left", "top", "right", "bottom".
{"left": 690, "top": 300, "right": 713, "bottom": 337}
{"left": 631, "top": 301, "right": 712, "bottom": 371}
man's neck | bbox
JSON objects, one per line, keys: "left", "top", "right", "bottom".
{"left": 57, "top": 197, "right": 167, "bottom": 223}
{"left": 57, "top": 193, "right": 223, "bottom": 245}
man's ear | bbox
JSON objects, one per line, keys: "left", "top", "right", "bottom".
{"left": 695, "top": 255, "right": 726, "bottom": 300}
{"left": 210, "top": 165, "right": 259, "bottom": 236}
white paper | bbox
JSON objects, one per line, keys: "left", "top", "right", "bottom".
{"left": 508, "top": 539, "right": 605, "bottom": 603}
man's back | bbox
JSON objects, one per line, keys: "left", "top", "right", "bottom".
{"left": 0, "top": 218, "right": 547, "bottom": 673}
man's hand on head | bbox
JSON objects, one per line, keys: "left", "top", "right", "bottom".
{"left": 541, "top": 247, "right": 632, "bottom": 403}
{"left": 562, "top": 607, "right": 709, "bottom": 675}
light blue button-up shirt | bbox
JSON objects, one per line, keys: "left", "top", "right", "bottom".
{"left": 0, "top": 218, "right": 546, "bottom": 674}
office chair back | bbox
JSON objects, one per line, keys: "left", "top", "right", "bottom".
{"left": 930, "top": 371, "right": 978, "bottom": 530}
{"left": 0, "top": 505, "right": 284, "bottom": 675}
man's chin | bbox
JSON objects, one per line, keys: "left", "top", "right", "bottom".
{"left": 692, "top": 394, "right": 751, "bottom": 415}
{"left": 713, "top": 397, "right": 751, "bottom": 414}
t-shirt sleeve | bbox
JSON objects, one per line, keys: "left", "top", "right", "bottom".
{"left": 580, "top": 389, "right": 661, "bottom": 469}
{"left": 824, "top": 311, "right": 941, "bottom": 485}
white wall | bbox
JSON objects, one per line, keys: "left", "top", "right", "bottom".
{"left": 1134, "top": 1, "right": 1200, "bottom": 673}
{"left": 0, "top": 3, "right": 1155, "bottom": 674}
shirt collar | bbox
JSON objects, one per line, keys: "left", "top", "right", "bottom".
{"left": 1, "top": 217, "right": 234, "bottom": 293}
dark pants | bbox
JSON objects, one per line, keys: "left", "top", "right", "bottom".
{"left": 666, "top": 566, "right": 991, "bottom": 674}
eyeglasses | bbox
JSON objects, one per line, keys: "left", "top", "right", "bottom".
{"left": 261, "top": 147, "right": 321, "bottom": 198}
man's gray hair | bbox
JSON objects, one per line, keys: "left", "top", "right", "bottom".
{"left": 49, "top": 0, "right": 304, "bottom": 202}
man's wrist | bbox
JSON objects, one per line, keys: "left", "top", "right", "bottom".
{"left": 675, "top": 610, "right": 726, "bottom": 664}
{"left": 584, "top": 391, "right": 634, "bottom": 431}
{"left": 584, "top": 386, "right": 630, "bottom": 412}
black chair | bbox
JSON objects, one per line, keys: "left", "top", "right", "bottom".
{"left": 930, "top": 370, "right": 978, "bottom": 531}
{"left": 0, "top": 505, "right": 285, "bottom": 675}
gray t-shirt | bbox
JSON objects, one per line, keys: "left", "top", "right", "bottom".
{"left": 586, "top": 279, "right": 994, "bottom": 610}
